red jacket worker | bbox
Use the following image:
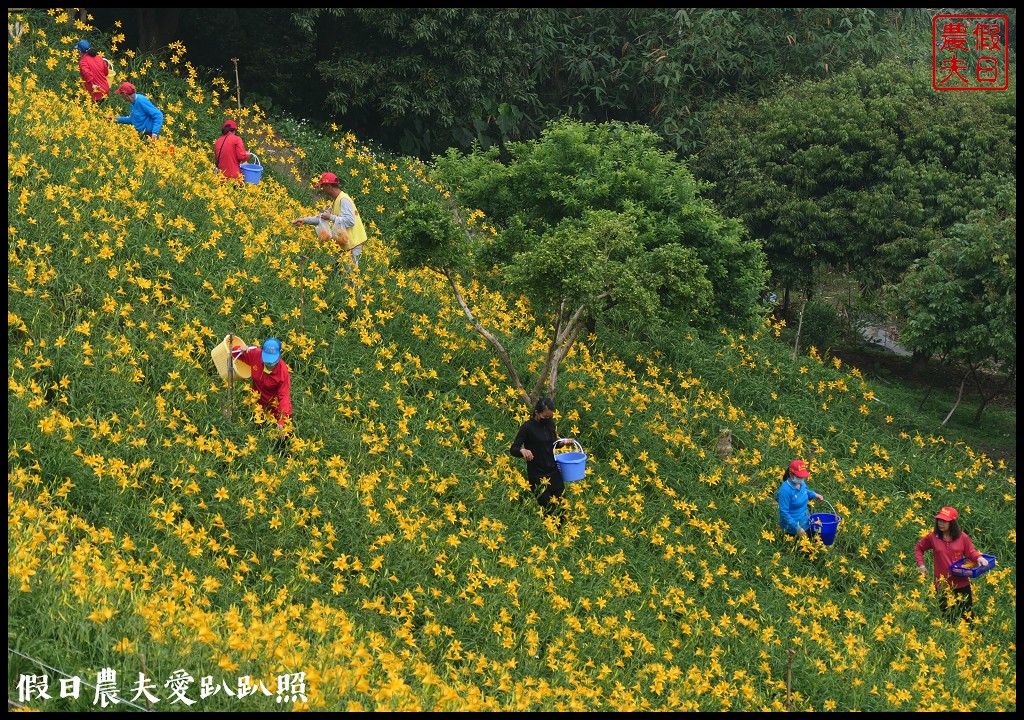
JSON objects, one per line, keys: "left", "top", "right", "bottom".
{"left": 231, "top": 338, "right": 292, "bottom": 436}
{"left": 915, "top": 506, "right": 989, "bottom": 623}
{"left": 214, "top": 120, "right": 250, "bottom": 179}
{"left": 75, "top": 39, "right": 110, "bottom": 102}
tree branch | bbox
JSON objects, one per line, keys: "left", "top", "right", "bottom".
{"left": 529, "top": 336, "right": 559, "bottom": 405}
{"left": 441, "top": 267, "right": 530, "bottom": 407}
{"left": 940, "top": 368, "right": 970, "bottom": 428}
{"left": 546, "top": 312, "right": 587, "bottom": 398}
{"left": 557, "top": 303, "right": 589, "bottom": 346}
{"left": 529, "top": 302, "right": 588, "bottom": 402}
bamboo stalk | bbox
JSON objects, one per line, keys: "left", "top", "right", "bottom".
{"left": 226, "top": 333, "right": 235, "bottom": 417}
{"left": 786, "top": 648, "right": 797, "bottom": 711}
{"left": 231, "top": 57, "right": 242, "bottom": 115}
{"left": 298, "top": 255, "right": 309, "bottom": 336}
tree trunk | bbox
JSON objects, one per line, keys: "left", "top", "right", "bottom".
{"left": 917, "top": 384, "right": 933, "bottom": 412}
{"left": 791, "top": 297, "right": 806, "bottom": 362}
{"left": 910, "top": 349, "right": 930, "bottom": 370}
{"left": 970, "top": 363, "right": 1016, "bottom": 424}
{"left": 940, "top": 371, "right": 969, "bottom": 427}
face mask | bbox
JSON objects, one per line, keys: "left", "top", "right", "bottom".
{"left": 789, "top": 477, "right": 802, "bottom": 488}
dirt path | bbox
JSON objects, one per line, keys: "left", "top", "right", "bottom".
{"left": 253, "top": 125, "right": 306, "bottom": 186}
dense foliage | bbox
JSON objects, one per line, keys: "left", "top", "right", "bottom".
{"left": 8, "top": 9, "right": 1016, "bottom": 713}
{"left": 290, "top": 8, "right": 543, "bottom": 157}
{"left": 430, "top": 119, "right": 768, "bottom": 332}
{"left": 894, "top": 184, "right": 1017, "bottom": 421}
{"left": 694, "top": 56, "right": 1016, "bottom": 402}
{"left": 696, "top": 58, "right": 1017, "bottom": 302}
{"left": 86, "top": 7, "right": 959, "bottom": 159}
{"left": 529, "top": 8, "right": 930, "bottom": 156}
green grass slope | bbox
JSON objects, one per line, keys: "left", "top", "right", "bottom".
{"left": 7, "top": 9, "right": 1016, "bottom": 712}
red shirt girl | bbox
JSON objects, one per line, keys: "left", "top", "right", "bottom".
{"left": 76, "top": 40, "right": 110, "bottom": 101}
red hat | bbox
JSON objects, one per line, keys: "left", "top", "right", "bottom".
{"left": 315, "top": 172, "right": 340, "bottom": 188}
{"left": 114, "top": 81, "right": 135, "bottom": 96}
{"left": 222, "top": 120, "right": 237, "bottom": 131}
{"left": 935, "top": 506, "right": 959, "bottom": 522}
{"left": 788, "top": 459, "right": 809, "bottom": 478}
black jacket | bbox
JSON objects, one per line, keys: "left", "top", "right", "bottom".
{"left": 510, "top": 417, "right": 560, "bottom": 480}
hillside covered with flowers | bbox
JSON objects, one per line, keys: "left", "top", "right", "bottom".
{"left": 8, "top": 9, "right": 1015, "bottom": 712}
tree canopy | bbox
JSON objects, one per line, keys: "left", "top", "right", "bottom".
{"left": 289, "top": 8, "right": 542, "bottom": 157}
{"left": 893, "top": 179, "right": 1016, "bottom": 422}
{"left": 86, "top": 7, "right": 948, "bottom": 158}
{"left": 391, "top": 118, "right": 768, "bottom": 407}
{"left": 530, "top": 8, "right": 927, "bottom": 155}
{"left": 695, "top": 58, "right": 1017, "bottom": 302}
{"left": 433, "top": 118, "right": 767, "bottom": 330}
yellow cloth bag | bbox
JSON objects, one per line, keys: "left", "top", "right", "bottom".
{"left": 103, "top": 57, "right": 116, "bottom": 88}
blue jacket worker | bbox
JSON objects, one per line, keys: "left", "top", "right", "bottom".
{"left": 111, "top": 81, "right": 164, "bottom": 140}
{"left": 777, "top": 458, "right": 823, "bottom": 537}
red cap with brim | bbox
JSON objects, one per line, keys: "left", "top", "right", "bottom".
{"left": 315, "top": 172, "right": 339, "bottom": 188}
{"left": 935, "top": 506, "right": 959, "bottom": 521}
{"left": 114, "top": 81, "right": 135, "bottom": 96}
{"left": 788, "top": 459, "right": 809, "bottom": 478}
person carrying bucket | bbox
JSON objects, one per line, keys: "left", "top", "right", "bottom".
{"left": 914, "top": 506, "right": 989, "bottom": 623}
{"left": 777, "top": 459, "right": 824, "bottom": 538}
{"left": 214, "top": 120, "right": 251, "bottom": 180}
{"left": 510, "top": 397, "right": 577, "bottom": 523}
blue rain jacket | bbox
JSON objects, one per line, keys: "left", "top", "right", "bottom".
{"left": 777, "top": 478, "right": 820, "bottom": 534}
{"left": 116, "top": 92, "right": 163, "bottom": 136}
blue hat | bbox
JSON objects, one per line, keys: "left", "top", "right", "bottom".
{"left": 75, "top": 39, "right": 91, "bottom": 52}
{"left": 261, "top": 338, "right": 282, "bottom": 365}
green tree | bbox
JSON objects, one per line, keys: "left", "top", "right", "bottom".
{"left": 893, "top": 179, "right": 1016, "bottom": 424}
{"left": 290, "top": 8, "right": 543, "bottom": 158}
{"left": 696, "top": 58, "right": 1017, "bottom": 310}
{"left": 531, "top": 8, "right": 923, "bottom": 155}
{"left": 392, "top": 119, "right": 767, "bottom": 408}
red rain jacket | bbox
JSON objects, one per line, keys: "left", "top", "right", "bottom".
{"left": 214, "top": 132, "right": 249, "bottom": 179}
{"left": 232, "top": 347, "right": 292, "bottom": 423}
{"left": 79, "top": 52, "right": 110, "bottom": 101}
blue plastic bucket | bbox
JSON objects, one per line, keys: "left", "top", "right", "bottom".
{"left": 240, "top": 154, "right": 263, "bottom": 185}
{"left": 809, "top": 513, "right": 841, "bottom": 546}
{"left": 554, "top": 440, "right": 587, "bottom": 483}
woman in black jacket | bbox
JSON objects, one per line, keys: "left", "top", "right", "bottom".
{"left": 510, "top": 397, "right": 577, "bottom": 517}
